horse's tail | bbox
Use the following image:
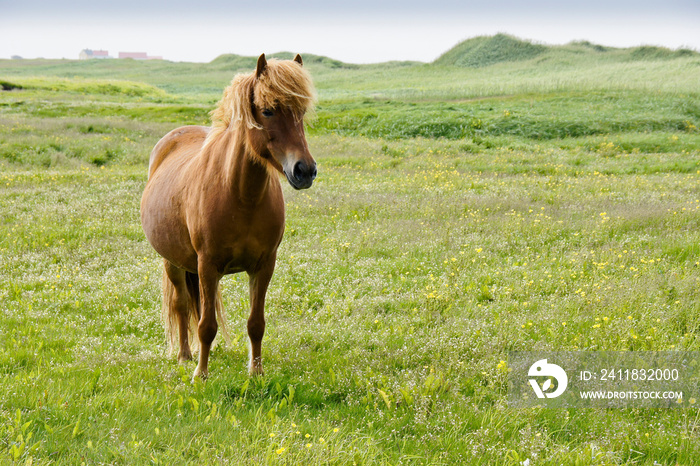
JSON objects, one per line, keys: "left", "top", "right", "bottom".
{"left": 161, "top": 268, "right": 229, "bottom": 355}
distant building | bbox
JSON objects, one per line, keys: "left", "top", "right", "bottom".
{"left": 79, "top": 49, "right": 111, "bottom": 60}
{"left": 11, "top": 55, "right": 23, "bottom": 60}
{"left": 118, "top": 52, "right": 162, "bottom": 60}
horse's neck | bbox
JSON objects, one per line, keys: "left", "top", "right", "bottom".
{"left": 211, "top": 131, "right": 273, "bottom": 205}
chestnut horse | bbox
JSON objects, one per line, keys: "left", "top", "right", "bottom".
{"left": 140, "top": 54, "right": 317, "bottom": 379}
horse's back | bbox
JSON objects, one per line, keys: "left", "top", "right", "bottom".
{"left": 148, "top": 125, "right": 210, "bottom": 178}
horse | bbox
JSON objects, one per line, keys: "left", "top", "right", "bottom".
{"left": 140, "top": 54, "right": 317, "bottom": 379}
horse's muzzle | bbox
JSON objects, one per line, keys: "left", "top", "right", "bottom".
{"left": 286, "top": 160, "right": 317, "bottom": 190}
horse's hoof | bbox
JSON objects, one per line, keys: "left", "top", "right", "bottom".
{"left": 178, "top": 352, "right": 193, "bottom": 364}
{"left": 192, "top": 366, "right": 208, "bottom": 382}
{"left": 248, "top": 365, "right": 264, "bottom": 377}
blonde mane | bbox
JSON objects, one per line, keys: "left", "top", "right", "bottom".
{"left": 206, "top": 58, "right": 316, "bottom": 147}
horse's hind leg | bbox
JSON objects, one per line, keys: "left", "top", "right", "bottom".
{"left": 163, "top": 260, "right": 194, "bottom": 363}
{"left": 193, "top": 262, "right": 222, "bottom": 380}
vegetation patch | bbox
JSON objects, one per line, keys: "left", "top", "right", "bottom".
{"left": 0, "top": 76, "right": 169, "bottom": 98}
{"left": 0, "top": 80, "right": 23, "bottom": 91}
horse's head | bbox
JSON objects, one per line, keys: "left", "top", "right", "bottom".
{"left": 249, "top": 54, "right": 317, "bottom": 190}
{"left": 207, "top": 54, "right": 317, "bottom": 189}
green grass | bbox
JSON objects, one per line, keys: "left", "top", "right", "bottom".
{"left": 1, "top": 36, "right": 700, "bottom": 464}
{"left": 0, "top": 76, "right": 169, "bottom": 98}
{"left": 313, "top": 91, "right": 700, "bottom": 144}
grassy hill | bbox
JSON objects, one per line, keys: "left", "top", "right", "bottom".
{"left": 1, "top": 35, "right": 698, "bottom": 102}
{"left": 0, "top": 34, "right": 698, "bottom": 156}
{"left": 1, "top": 35, "right": 698, "bottom": 161}
{"left": 434, "top": 33, "right": 700, "bottom": 67}
{"left": 433, "top": 34, "right": 548, "bottom": 67}
{"left": 209, "top": 52, "right": 357, "bottom": 70}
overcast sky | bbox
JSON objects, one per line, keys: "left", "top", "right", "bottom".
{"left": 1, "top": 0, "right": 698, "bottom": 63}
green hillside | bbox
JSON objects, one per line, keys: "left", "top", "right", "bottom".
{"left": 1, "top": 35, "right": 698, "bottom": 102}
{"left": 209, "top": 52, "right": 357, "bottom": 70}
{"left": 433, "top": 33, "right": 548, "bottom": 67}
{"left": 1, "top": 35, "right": 698, "bottom": 153}
{"left": 434, "top": 33, "right": 700, "bottom": 67}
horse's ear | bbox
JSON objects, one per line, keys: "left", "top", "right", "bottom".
{"left": 256, "top": 53, "right": 267, "bottom": 78}
{"left": 294, "top": 54, "right": 303, "bottom": 66}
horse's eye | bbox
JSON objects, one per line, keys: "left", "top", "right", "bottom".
{"left": 262, "top": 109, "right": 274, "bottom": 118}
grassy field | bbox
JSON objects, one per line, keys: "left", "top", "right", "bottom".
{"left": 1, "top": 35, "right": 700, "bottom": 464}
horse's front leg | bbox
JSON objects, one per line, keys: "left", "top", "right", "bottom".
{"left": 193, "top": 262, "right": 221, "bottom": 380}
{"left": 248, "top": 258, "right": 275, "bottom": 376}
